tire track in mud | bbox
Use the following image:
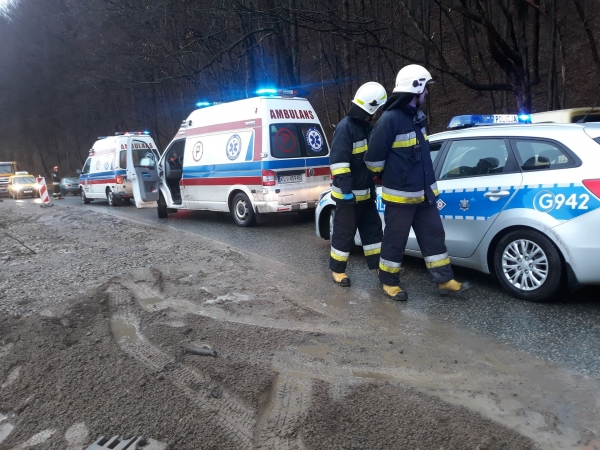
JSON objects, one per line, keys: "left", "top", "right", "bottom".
{"left": 117, "top": 276, "right": 322, "bottom": 449}
{"left": 254, "top": 375, "right": 311, "bottom": 450}
{"left": 120, "top": 278, "right": 353, "bottom": 336}
{"left": 109, "top": 288, "right": 256, "bottom": 449}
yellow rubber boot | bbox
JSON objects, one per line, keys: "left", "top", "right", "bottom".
{"left": 332, "top": 272, "right": 351, "bottom": 287}
{"left": 382, "top": 284, "right": 408, "bottom": 301}
{"left": 438, "top": 279, "right": 473, "bottom": 296}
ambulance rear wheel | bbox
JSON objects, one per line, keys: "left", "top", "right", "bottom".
{"left": 107, "top": 188, "right": 120, "bottom": 207}
{"left": 81, "top": 189, "right": 91, "bottom": 205}
{"left": 231, "top": 192, "right": 256, "bottom": 227}
{"left": 158, "top": 192, "right": 168, "bottom": 219}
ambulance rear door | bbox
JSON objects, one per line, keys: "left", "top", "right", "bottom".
{"left": 265, "top": 122, "right": 309, "bottom": 205}
{"left": 126, "top": 138, "right": 161, "bottom": 204}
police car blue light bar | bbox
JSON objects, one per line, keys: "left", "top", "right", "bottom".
{"left": 195, "top": 101, "right": 211, "bottom": 108}
{"left": 447, "top": 114, "right": 531, "bottom": 129}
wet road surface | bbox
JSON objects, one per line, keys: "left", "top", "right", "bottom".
{"left": 36, "top": 196, "right": 600, "bottom": 376}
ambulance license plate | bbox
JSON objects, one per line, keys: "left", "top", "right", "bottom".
{"left": 278, "top": 174, "right": 302, "bottom": 184}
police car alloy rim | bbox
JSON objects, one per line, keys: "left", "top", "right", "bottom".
{"left": 502, "top": 239, "right": 549, "bottom": 291}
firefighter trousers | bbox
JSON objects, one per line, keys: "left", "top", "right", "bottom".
{"left": 329, "top": 199, "right": 383, "bottom": 273}
{"left": 378, "top": 201, "right": 453, "bottom": 286}
{"left": 53, "top": 182, "right": 61, "bottom": 198}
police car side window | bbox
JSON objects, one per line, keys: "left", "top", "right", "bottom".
{"left": 440, "top": 139, "right": 509, "bottom": 179}
{"left": 512, "top": 139, "right": 573, "bottom": 171}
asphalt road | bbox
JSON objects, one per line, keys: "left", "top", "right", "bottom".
{"left": 31, "top": 195, "right": 600, "bottom": 377}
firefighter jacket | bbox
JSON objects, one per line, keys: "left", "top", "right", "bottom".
{"left": 329, "top": 111, "right": 374, "bottom": 203}
{"left": 364, "top": 102, "right": 438, "bottom": 205}
{"left": 51, "top": 172, "right": 60, "bottom": 184}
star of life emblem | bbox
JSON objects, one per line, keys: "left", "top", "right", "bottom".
{"left": 436, "top": 199, "right": 446, "bottom": 211}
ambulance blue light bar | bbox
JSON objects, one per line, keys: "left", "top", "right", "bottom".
{"left": 447, "top": 114, "right": 531, "bottom": 129}
{"left": 115, "top": 131, "right": 150, "bottom": 136}
{"left": 256, "top": 88, "right": 298, "bottom": 96}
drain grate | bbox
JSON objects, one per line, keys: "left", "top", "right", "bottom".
{"left": 87, "top": 435, "right": 168, "bottom": 450}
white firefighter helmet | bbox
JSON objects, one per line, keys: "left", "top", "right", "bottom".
{"left": 393, "top": 64, "right": 434, "bottom": 94}
{"left": 352, "top": 82, "right": 388, "bottom": 115}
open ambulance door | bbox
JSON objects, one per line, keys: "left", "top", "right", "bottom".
{"left": 127, "top": 139, "right": 160, "bottom": 207}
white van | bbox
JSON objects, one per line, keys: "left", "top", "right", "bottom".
{"left": 128, "top": 93, "right": 332, "bottom": 226}
{"left": 79, "top": 132, "right": 160, "bottom": 207}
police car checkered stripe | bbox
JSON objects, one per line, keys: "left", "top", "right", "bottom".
{"left": 352, "top": 139, "right": 368, "bottom": 154}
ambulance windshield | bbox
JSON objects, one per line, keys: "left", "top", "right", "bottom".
{"left": 269, "top": 123, "right": 329, "bottom": 159}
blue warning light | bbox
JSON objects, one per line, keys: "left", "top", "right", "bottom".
{"left": 256, "top": 88, "right": 278, "bottom": 95}
{"left": 195, "top": 101, "right": 211, "bottom": 108}
{"left": 143, "top": 130, "right": 150, "bottom": 135}
{"left": 447, "top": 114, "right": 532, "bottom": 129}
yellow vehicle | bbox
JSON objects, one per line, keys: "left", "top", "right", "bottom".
{"left": 0, "top": 161, "right": 17, "bottom": 196}
{"left": 7, "top": 172, "right": 39, "bottom": 199}
{"left": 530, "top": 107, "right": 600, "bottom": 124}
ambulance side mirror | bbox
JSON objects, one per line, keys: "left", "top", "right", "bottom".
{"left": 76, "top": 169, "right": 82, "bottom": 174}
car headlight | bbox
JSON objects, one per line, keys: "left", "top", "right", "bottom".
{"left": 14, "top": 185, "right": 22, "bottom": 190}
{"left": 34, "top": 183, "right": 40, "bottom": 189}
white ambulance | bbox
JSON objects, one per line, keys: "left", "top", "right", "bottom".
{"left": 127, "top": 91, "right": 332, "bottom": 226}
{"left": 79, "top": 132, "right": 160, "bottom": 208}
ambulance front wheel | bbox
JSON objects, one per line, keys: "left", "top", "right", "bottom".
{"left": 158, "top": 192, "right": 168, "bottom": 219}
{"left": 231, "top": 192, "right": 256, "bottom": 227}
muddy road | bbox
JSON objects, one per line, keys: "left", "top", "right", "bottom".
{"left": 59, "top": 194, "right": 600, "bottom": 377}
{"left": 1, "top": 199, "right": 600, "bottom": 449}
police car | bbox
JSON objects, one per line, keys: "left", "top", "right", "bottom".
{"left": 316, "top": 114, "right": 600, "bottom": 302}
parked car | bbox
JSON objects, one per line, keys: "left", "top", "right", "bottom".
{"left": 7, "top": 172, "right": 39, "bottom": 199}
{"left": 316, "top": 116, "right": 600, "bottom": 302}
{"left": 60, "top": 174, "right": 82, "bottom": 196}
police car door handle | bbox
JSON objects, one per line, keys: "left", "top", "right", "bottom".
{"left": 484, "top": 190, "right": 510, "bottom": 200}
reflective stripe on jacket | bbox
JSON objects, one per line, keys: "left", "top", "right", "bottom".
{"left": 364, "top": 105, "right": 438, "bottom": 205}
{"left": 329, "top": 115, "right": 374, "bottom": 203}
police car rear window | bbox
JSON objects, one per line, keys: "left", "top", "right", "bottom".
{"left": 512, "top": 139, "right": 574, "bottom": 171}
{"left": 269, "top": 123, "right": 328, "bottom": 159}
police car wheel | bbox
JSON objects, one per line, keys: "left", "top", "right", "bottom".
{"left": 493, "top": 229, "right": 562, "bottom": 303}
{"left": 231, "top": 192, "right": 256, "bottom": 227}
{"left": 81, "top": 189, "right": 91, "bottom": 205}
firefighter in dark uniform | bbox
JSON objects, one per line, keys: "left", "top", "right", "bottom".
{"left": 365, "top": 65, "right": 472, "bottom": 300}
{"left": 329, "top": 82, "right": 388, "bottom": 286}
{"left": 52, "top": 166, "right": 63, "bottom": 199}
